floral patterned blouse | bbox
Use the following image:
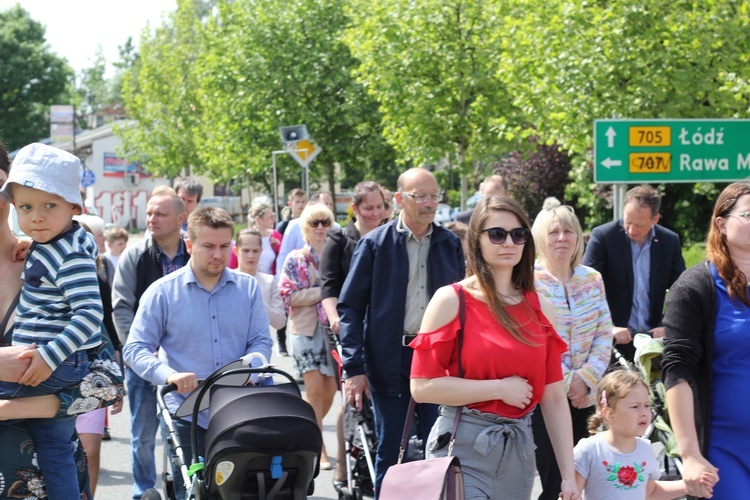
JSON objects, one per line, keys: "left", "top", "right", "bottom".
{"left": 278, "top": 244, "right": 327, "bottom": 326}
{"left": 0, "top": 323, "right": 124, "bottom": 499}
{"left": 534, "top": 261, "right": 613, "bottom": 407}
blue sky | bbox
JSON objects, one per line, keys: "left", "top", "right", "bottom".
{"left": 1, "top": 0, "right": 176, "bottom": 77}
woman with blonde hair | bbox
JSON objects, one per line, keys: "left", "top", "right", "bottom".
{"left": 410, "top": 196, "right": 579, "bottom": 499}
{"left": 279, "top": 203, "right": 338, "bottom": 469}
{"left": 531, "top": 205, "right": 613, "bottom": 500}
{"left": 248, "top": 202, "right": 282, "bottom": 275}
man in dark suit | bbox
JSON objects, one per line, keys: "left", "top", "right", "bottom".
{"left": 583, "top": 185, "right": 685, "bottom": 361}
{"left": 455, "top": 174, "right": 507, "bottom": 223}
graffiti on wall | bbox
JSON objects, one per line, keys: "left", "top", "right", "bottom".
{"left": 94, "top": 190, "right": 150, "bottom": 229}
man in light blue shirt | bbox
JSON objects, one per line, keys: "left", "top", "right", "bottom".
{"left": 124, "top": 206, "right": 272, "bottom": 499}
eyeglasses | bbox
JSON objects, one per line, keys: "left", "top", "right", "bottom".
{"left": 401, "top": 191, "right": 443, "bottom": 204}
{"left": 726, "top": 211, "right": 750, "bottom": 221}
{"left": 480, "top": 227, "right": 530, "bottom": 245}
{"left": 308, "top": 219, "right": 332, "bottom": 228}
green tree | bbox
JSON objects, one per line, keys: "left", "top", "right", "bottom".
{"left": 76, "top": 48, "right": 109, "bottom": 118}
{"left": 119, "top": 0, "right": 209, "bottom": 179}
{"left": 344, "top": 0, "right": 518, "bottom": 190}
{"left": 109, "top": 37, "right": 140, "bottom": 110}
{"left": 0, "top": 5, "right": 73, "bottom": 150}
{"left": 499, "top": 0, "right": 750, "bottom": 230}
{"left": 194, "top": 0, "right": 396, "bottom": 195}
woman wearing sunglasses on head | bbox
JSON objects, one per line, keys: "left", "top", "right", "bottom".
{"left": 278, "top": 203, "right": 338, "bottom": 469}
{"left": 530, "top": 205, "right": 613, "bottom": 500}
{"left": 409, "top": 196, "right": 580, "bottom": 500}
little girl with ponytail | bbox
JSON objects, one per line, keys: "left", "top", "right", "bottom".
{"left": 573, "top": 369, "right": 716, "bottom": 499}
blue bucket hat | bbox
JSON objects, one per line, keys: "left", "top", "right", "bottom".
{"left": 0, "top": 143, "right": 83, "bottom": 206}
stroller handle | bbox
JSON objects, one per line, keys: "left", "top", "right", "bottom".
{"left": 158, "top": 365, "right": 299, "bottom": 474}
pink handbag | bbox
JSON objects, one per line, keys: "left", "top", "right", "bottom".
{"left": 379, "top": 288, "right": 467, "bottom": 500}
{"left": 379, "top": 453, "right": 464, "bottom": 500}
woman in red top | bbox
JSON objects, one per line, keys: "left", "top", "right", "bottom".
{"left": 410, "top": 196, "right": 580, "bottom": 500}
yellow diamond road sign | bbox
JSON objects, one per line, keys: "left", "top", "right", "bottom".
{"left": 286, "top": 139, "right": 321, "bottom": 168}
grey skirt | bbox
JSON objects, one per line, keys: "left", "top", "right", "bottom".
{"left": 426, "top": 405, "right": 537, "bottom": 500}
{"left": 289, "top": 321, "right": 335, "bottom": 378}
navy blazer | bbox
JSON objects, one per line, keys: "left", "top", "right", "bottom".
{"left": 338, "top": 220, "right": 465, "bottom": 396}
{"left": 582, "top": 219, "right": 686, "bottom": 330}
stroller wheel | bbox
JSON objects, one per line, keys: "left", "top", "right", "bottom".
{"left": 142, "top": 488, "right": 162, "bottom": 500}
{"left": 307, "top": 479, "right": 315, "bottom": 496}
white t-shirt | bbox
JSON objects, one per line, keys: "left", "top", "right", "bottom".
{"left": 575, "top": 433, "right": 660, "bottom": 500}
{"left": 104, "top": 252, "right": 120, "bottom": 271}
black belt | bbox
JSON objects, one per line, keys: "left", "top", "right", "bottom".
{"left": 402, "top": 333, "right": 417, "bottom": 346}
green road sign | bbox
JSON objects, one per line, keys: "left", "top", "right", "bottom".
{"left": 594, "top": 119, "right": 750, "bottom": 183}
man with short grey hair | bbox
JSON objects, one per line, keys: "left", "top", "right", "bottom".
{"left": 339, "top": 168, "right": 465, "bottom": 497}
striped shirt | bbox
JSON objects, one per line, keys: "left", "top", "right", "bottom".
{"left": 14, "top": 222, "right": 103, "bottom": 370}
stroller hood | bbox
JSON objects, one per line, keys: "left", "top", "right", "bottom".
{"left": 205, "top": 384, "right": 322, "bottom": 465}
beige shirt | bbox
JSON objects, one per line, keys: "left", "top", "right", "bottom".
{"left": 397, "top": 213, "right": 433, "bottom": 336}
{"left": 251, "top": 270, "right": 287, "bottom": 331}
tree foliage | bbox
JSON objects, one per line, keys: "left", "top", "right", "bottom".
{"left": 344, "top": 0, "right": 517, "bottom": 178}
{"left": 0, "top": 5, "right": 73, "bottom": 151}
{"left": 115, "top": 0, "right": 750, "bottom": 242}
{"left": 119, "top": 0, "right": 207, "bottom": 179}
{"left": 498, "top": 0, "right": 750, "bottom": 230}
{"left": 193, "top": 0, "right": 397, "bottom": 194}
{"left": 492, "top": 138, "right": 573, "bottom": 220}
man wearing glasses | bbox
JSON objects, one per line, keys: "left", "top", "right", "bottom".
{"left": 338, "top": 168, "right": 465, "bottom": 497}
{"left": 583, "top": 184, "right": 685, "bottom": 362}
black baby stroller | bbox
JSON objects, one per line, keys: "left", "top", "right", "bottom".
{"left": 154, "top": 353, "right": 322, "bottom": 499}
{"left": 329, "top": 331, "right": 377, "bottom": 499}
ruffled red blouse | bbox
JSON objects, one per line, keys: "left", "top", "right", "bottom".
{"left": 410, "top": 284, "right": 567, "bottom": 418}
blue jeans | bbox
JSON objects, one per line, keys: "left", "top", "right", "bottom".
{"left": 0, "top": 350, "right": 89, "bottom": 500}
{"left": 369, "top": 365, "right": 438, "bottom": 499}
{"left": 126, "top": 366, "right": 159, "bottom": 499}
{"left": 160, "top": 417, "right": 206, "bottom": 500}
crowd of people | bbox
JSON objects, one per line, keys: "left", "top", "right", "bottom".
{"left": 1, "top": 136, "right": 748, "bottom": 500}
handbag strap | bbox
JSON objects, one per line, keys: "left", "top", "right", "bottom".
{"left": 397, "top": 286, "right": 466, "bottom": 463}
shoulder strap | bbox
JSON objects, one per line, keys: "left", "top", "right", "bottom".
{"left": 457, "top": 286, "right": 466, "bottom": 378}
{"left": 398, "top": 285, "right": 466, "bottom": 462}
{"left": 1, "top": 291, "right": 21, "bottom": 345}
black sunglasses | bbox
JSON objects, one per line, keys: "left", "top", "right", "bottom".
{"left": 480, "top": 227, "right": 530, "bottom": 245}
{"left": 309, "top": 219, "right": 332, "bottom": 228}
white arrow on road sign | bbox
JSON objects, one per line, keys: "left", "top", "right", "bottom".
{"left": 601, "top": 158, "right": 622, "bottom": 169}
{"left": 606, "top": 127, "right": 616, "bottom": 148}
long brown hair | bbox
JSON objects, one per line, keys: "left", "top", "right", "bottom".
{"left": 708, "top": 182, "right": 750, "bottom": 306}
{"left": 467, "top": 195, "right": 537, "bottom": 345}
